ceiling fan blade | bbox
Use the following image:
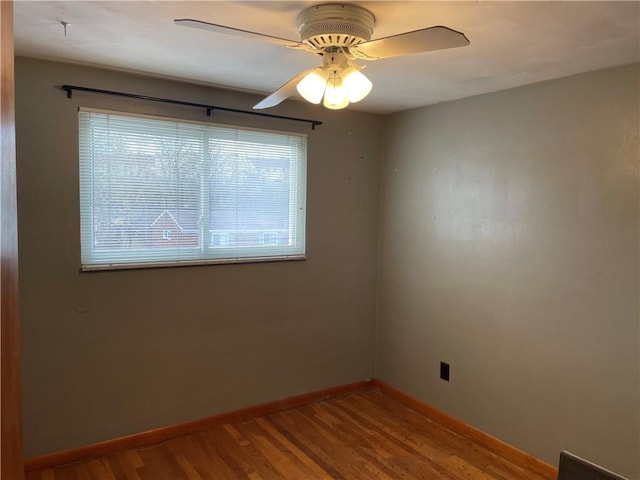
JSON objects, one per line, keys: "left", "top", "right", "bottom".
{"left": 352, "top": 26, "right": 469, "bottom": 60}
{"left": 253, "top": 69, "right": 314, "bottom": 110}
{"left": 174, "top": 19, "right": 304, "bottom": 48}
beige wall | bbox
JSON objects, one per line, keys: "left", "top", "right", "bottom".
{"left": 16, "top": 58, "right": 383, "bottom": 456}
{"left": 377, "top": 64, "right": 639, "bottom": 478}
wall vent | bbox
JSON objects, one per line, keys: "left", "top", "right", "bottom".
{"left": 558, "top": 451, "right": 628, "bottom": 480}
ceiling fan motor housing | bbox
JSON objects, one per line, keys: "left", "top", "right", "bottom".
{"left": 297, "top": 4, "right": 375, "bottom": 50}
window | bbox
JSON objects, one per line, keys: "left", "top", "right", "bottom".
{"left": 210, "top": 232, "right": 229, "bottom": 247}
{"left": 79, "top": 109, "right": 307, "bottom": 270}
{"left": 263, "top": 232, "right": 278, "bottom": 245}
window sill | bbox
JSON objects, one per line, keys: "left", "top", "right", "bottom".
{"left": 80, "top": 254, "right": 307, "bottom": 272}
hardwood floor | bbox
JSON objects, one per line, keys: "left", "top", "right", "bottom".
{"left": 26, "top": 388, "right": 548, "bottom": 480}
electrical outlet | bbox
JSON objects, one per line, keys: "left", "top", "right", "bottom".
{"left": 440, "top": 362, "right": 450, "bottom": 381}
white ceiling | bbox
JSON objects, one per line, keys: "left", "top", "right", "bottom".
{"left": 14, "top": 1, "right": 640, "bottom": 114}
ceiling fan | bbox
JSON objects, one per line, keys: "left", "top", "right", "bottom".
{"left": 175, "top": 3, "right": 469, "bottom": 110}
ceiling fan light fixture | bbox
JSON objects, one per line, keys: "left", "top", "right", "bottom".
{"left": 179, "top": 4, "right": 470, "bottom": 111}
{"left": 296, "top": 68, "right": 329, "bottom": 104}
{"left": 296, "top": 63, "right": 371, "bottom": 109}
{"left": 323, "top": 74, "right": 350, "bottom": 110}
{"left": 297, "top": 4, "right": 375, "bottom": 49}
{"left": 343, "top": 67, "right": 372, "bottom": 103}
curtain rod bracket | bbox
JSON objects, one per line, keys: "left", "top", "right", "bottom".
{"left": 59, "top": 85, "right": 322, "bottom": 130}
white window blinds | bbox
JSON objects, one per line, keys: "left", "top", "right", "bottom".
{"left": 79, "top": 109, "right": 307, "bottom": 270}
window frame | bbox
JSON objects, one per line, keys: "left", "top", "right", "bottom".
{"left": 78, "top": 108, "right": 307, "bottom": 271}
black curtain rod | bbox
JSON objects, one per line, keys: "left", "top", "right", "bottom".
{"left": 60, "top": 85, "right": 323, "bottom": 130}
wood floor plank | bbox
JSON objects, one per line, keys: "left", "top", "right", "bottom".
{"left": 136, "top": 444, "right": 187, "bottom": 480}
{"left": 205, "top": 428, "right": 258, "bottom": 479}
{"left": 323, "top": 397, "right": 461, "bottom": 479}
{"left": 238, "top": 419, "right": 323, "bottom": 479}
{"left": 25, "top": 471, "right": 42, "bottom": 480}
{"left": 276, "top": 406, "right": 425, "bottom": 480}
{"left": 174, "top": 433, "right": 240, "bottom": 480}
{"left": 49, "top": 464, "right": 79, "bottom": 480}
{"left": 111, "top": 450, "right": 143, "bottom": 480}
{"left": 264, "top": 411, "right": 349, "bottom": 480}
{"left": 28, "top": 388, "right": 551, "bottom": 480}
{"left": 42, "top": 470, "right": 55, "bottom": 480}
{"left": 298, "top": 404, "right": 414, "bottom": 479}
{"left": 173, "top": 453, "right": 205, "bottom": 480}
{"left": 73, "top": 463, "right": 93, "bottom": 480}
{"left": 165, "top": 434, "right": 224, "bottom": 480}
{"left": 86, "top": 458, "right": 115, "bottom": 480}
{"left": 269, "top": 408, "right": 377, "bottom": 480}
{"left": 350, "top": 390, "right": 547, "bottom": 480}
{"left": 253, "top": 417, "right": 333, "bottom": 480}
